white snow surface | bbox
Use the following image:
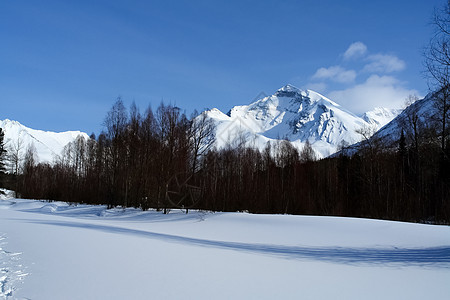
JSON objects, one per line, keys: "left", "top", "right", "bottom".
{"left": 0, "top": 192, "right": 449, "bottom": 299}
{"left": 361, "top": 107, "right": 402, "bottom": 130}
{"left": 206, "top": 84, "right": 400, "bottom": 158}
{"left": 0, "top": 119, "right": 89, "bottom": 164}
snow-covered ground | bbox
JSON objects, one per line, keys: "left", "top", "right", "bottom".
{"left": 0, "top": 191, "right": 449, "bottom": 299}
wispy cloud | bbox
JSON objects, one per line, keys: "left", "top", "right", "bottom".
{"left": 328, "top": 75, "right": 418, "bottom": 114}
{"left": 363, "top": 54, "right": 406, "bottom": 73}
{"left": 312, "top": 66, "right": 356, "bottom": 83}
{"left": 343, "top": 42, "right": 368, "bottom": 60}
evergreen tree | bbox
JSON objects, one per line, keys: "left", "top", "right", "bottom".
{"left": 0, "top": 128, "right": 6, "bottom": 172}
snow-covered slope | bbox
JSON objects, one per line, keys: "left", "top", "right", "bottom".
{"left": 0, "top": 196, "right": 449, "bottom": 299}
{"left": 0, "top": 119, "right": 89, "bottom": 164}
{"left": 365, "top": 93, "right": 436, "bottom": 146}
{"left": 334, "top": 93, "right": 440, "bottom": 156}
{"left": 362, "top": 107, "right": 402, "bottom": 131}
{"left": 206, "top": 84, "right": 399, "bottom": 158}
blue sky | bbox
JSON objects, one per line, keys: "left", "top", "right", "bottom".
{"left": 0, "top": 0, "right": 444, "bottom": 134}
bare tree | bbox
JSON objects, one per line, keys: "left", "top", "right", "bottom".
{"left": 300, "top": 140, "right": 317, "bottom": 163}
{"left": 6, "top": 133, "right": 24, "bottom": 175}
{"left": 356, "top": 124, "right": 378, "bottom": 154}
{"left": 23, "top": 144, "right": 37, "bottom": 168}
{"left": 21, "top": 143, "right": 37, "bottom": 196}
{"left": 156, "top": 103, "right": 191, "bottom": 213}
{"left": 425, "top": 1, "right": 450, "bottom": 154}
{"left": 103, "top": 98, "right": 128, "bottom": 207}
{"left": 275, "top": 139, "right": 299, "bottom": 167}
{"left": 189, "top": 110, "right": 216, "bottom": 174}
{"left": 103, "top": 97, "right": 128, "bottom": 141}
{"left": 400, "top": 95, "right": 424, "bottom": 153}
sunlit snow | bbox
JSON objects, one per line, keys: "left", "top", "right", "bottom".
{"left": 206, "top": 84, "right": 400, "bottom": 158}
{"left": 0, "top": 190, "right": 449, "bottom": 299}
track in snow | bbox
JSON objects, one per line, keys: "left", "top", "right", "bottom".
{"left": 0, "top": 235, "right": 28, "bottom": 299}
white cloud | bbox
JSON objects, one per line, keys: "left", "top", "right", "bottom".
{"left": 312, "top": 66, "right": 356, "bottom": 83}
{"left": 304, "top": 82, "right": 327, "bottom": 93}
{"left": 343, "top": 42, "right": 368, "bottom": 60}
{"left": 305, "top": 42, "right": 413, "bottom": 113}
{"left": 363, "top": 54, "right": 406, "bottom": 73}
{"left": 327, "top": 75, "right": 419, "bottom": 114}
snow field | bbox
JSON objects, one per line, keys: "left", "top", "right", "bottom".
{"left": 0, "top": 196, "right": 449, "bottom": 299}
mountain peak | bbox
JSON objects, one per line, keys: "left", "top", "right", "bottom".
{"left": 203, "top": 83, "right": 406, "bottom": 158}
{"left": 1, "top": 119, "right": 23, "bottom": 128}
{"left": 275, "top": 84, "right": 302, "bottom": 98}
{"left": 277, "top": 84, "right": 300, "bottom": 92}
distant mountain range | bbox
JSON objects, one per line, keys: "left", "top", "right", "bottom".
{"left": 0, "top": 84, "right": 408, "bottom": 163}
{"left": 205, "top": 84, "right": 401, "bottom": 157}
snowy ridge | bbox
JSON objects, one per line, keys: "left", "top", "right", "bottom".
{"left": 0, "top": 119, "right": 89, "bottom": 164}
{"left": 362, "top": 107, "right": 403, "bottom": 130}
{"left": 206, "top": 84, "right": 401, "bottom": 157}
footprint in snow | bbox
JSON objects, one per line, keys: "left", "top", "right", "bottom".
{"left": 0, "top": 235, "right": 28, "bottom": 299}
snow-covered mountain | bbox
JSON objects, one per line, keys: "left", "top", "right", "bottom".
{"left": 205, "top": 84, "right": 400, "bottom": 158}
{"left": 369, "top": 92, "right": 436, "bottom": 144}
{"left": 362, "top": 107, "right": 402, "bottom": 130}
{"left": 0, "top": 119, "right": 89, "bottom": 164}
{"left": 333, "top": 92, "right": 440, "bottom": 157}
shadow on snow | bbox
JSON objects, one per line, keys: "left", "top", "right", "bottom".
{"left": 28, "top": 219, "right": 450, "bottom": 268}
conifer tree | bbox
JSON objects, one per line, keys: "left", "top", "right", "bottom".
{"left": 0, "top": 128, "right": 6, "bottom": 172}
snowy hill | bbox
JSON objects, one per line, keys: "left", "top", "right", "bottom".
{"left": 205, "top": 84, "right": 400, "bottom": 158}
{"left": 0, "top": 119, "right": 89, "bottom": 164}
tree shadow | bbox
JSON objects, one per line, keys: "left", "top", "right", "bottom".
{"left": 28, "top": 219, "right": 450, "bottom": 268}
